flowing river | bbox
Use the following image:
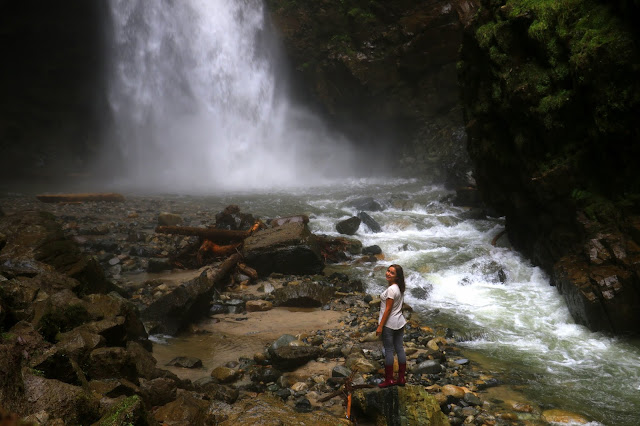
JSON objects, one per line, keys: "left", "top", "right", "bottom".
{"left": 144, "top": 177, "right": 639, "bottom": 426}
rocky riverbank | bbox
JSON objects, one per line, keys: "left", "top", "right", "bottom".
{"left": 0, "top": 194, "right": 593, "bottom": 425}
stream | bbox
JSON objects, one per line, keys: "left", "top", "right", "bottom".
{"left": 148, "top": 177, "right": 639, "bottom": 426}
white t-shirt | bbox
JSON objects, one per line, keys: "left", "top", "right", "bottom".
{"left": 379, "top": 283, "right": 407, "bottom": 330}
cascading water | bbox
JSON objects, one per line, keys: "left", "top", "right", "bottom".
{"left": 105, "top": 0, "right": 356, "bottom": 192}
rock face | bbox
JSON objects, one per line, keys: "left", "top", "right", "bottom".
{"left": 265, "top": 0, "right": 479, "bottom": 185}
{"left": 458, "top": 0, "right": 640, "bottom": 333}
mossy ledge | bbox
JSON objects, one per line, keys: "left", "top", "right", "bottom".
{"left": 458, "top": 0, "right": 640, "bottom": 334}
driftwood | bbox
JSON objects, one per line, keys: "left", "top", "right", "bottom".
{"left": 318, "top": 373, "right": 375, "bottom": 421}
{"left": 156, "top": 221, "right": 265, "bottom": 243}
{"left": 197, "top": 241, "right": 242, "bottom": 264}
{"left": 156, "top": 226, "right": 253, "bottom": 243}
{"left": 237, "top": 262, "right": 258, "bottom": 280}
{"left": 36, "top": 193, "right": 125, "bottom": 203}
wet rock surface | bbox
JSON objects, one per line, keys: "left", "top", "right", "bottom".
{"left": 0, "top": 195, "right": 597, "bottom": 424}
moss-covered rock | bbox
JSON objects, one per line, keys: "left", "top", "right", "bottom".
{"left": 352, "top": 385, "right": 449, "bottom": 426}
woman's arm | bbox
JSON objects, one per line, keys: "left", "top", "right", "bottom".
{"left": 376, "top": 298, "right": 394, "bottom": 336}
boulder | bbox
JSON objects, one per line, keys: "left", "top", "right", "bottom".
{"left": 22, "top": 374, "right": 100, "bottom": 425}
{"left": 357, "top": 212, "right": 382, "bottom": 233}
{"left": 269, "top": 345, "right": 322, "bottom": 371}
{"left": 87, "top": 347, "right": 138, "bottom": 383}
{"left": 82, "top": 292, "right": 149, "bottom": 347}
{"left": 242, "top": 222, "right": 324, "bottom": 276}
{"left": 141, "top": 267, "right": 217, "bottom": 336}
{"left": 139, "top": 378, "right": 178, "bottom": 407}
{"left": 272, "top": 281, "right": 336, "bottom": 308}
{"left": 336, "top": 217, "right": 361, "bottom": 235}
{"left": 349, "top": 197, "right": 384, "bottom": 212}
{"left": 352, "top": 385, "right": 449, "bottom": 426}
{"left": 92, "top": 395, "right": 155, "bottom": 426}
{"left": 153, "top": 392, "right": 213, "bottom": 426}
{"left": 210, "top": 366, "right": 241, "bottom": 384}
{"left": 193, "top": 377, "right": 239, "bottom": 404}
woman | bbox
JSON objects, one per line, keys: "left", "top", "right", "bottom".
{"left": 376, "top": 264, "right": 407, "bottom": 387}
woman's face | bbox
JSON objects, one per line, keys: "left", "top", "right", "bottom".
{"left": 385, "top": 266, "right": 397, "bottom": 284}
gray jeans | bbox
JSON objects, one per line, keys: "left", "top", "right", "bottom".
{"left": 381, "top": 326, "right": 406, "bottom": 366}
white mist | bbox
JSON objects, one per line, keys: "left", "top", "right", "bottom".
{"left": 105, "top": 0, "right": 355, "bottom": 193}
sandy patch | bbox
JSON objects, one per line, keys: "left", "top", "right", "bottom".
{"left": 151, "top": 307, "right": 346, "bottom": 381}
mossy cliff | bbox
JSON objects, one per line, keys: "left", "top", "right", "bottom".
{"left": 458, "top": 0, "right": 640, "bottom": 333}
{"left": 265, "top": 0, "right": 481, "bottom": 185}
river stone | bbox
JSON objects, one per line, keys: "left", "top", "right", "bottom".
{"left": 358, "top": 212, "right": 382, "bottom": 233}
{"left": 269, "top": 345, "right": 322, "bottom": 371}
{"left": 166, "top": 356, "right": 203, "bottom": 369}
{"left": 345, "top": 356, "right": 378, "bottom": 374}
{"left": 242, "top": 222, "right": 324, "bottom": 276}
{"left": 441, "top": 384, "right": 466, "bottom": 400}
{"left": 210, "top": 366, "right": 241, "bottom": 383}
{"left": 412, "top": 359, "right": 443, "bottom": 375}
{"left": 463, "top": 392, "right": 482, "bottom": 406}
{"left": 268, "top": 334, "right": 297, "bottom": 356}
{"left": 362, "top": 244, "right": 382, "bottom": 255}
{"left": 336, "top": 216, "right": 361, "bottom": 235}
{"left": 88, "top": 347, "right": 138, "bottom": 382}
{"left": 352, "top": 385, "right": 449, "bottom": 426}
{"left": 158, "top": 212, "right": 183, "bottom": 226}
{"left": 248, "top": 365, "right": 282, "bottom": 383}
{"left": 332, "top": 365, "right": 352, "bottom": 378}
{"left": 541, "top": 409, "right": 589, "bottom": 424}
{"left": 245, "top": 299, "right": 273, "bottom": 312}
{"left": 348, "top": 197, "right": 384, "bottom": 212}
{"left": 94, "top": 395, "right": 154, "bottom": 426}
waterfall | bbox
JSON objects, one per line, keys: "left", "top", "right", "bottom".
{"left": 105, "top": 0, "right": 354, "bottom": 192}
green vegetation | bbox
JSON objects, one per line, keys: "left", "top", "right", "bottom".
{"left": 95, "top": 395, "right": 142, "bottom": 426}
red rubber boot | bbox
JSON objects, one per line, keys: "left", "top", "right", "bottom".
{"left": 378, "top": 364, "right": 397, "bottom": 388}
{"left": 397, "top": 363, "right": 406, "bottom": 386}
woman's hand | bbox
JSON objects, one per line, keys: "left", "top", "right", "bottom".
{"left": 376, "top": 325, "right": 383, "bottom": 336}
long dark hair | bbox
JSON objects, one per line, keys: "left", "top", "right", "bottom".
{"left": 390, "top": 264, "right": 405, "bottom": 293}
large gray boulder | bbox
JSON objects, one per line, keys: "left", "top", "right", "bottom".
{"left": 242, "top": 222, "right": 324, "bottom": 276}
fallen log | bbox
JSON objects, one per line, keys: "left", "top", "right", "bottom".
{"left": 142, "top": 253, "right": 243, "bottom": 335}
{"left": 36, "top": 193, "right": 125, "bottom": 203}
{"left": 237, "top": 262, "right": 258, "bottom": 280}
{"left": 155, "top": 225, "right": 253, "bottom": 243}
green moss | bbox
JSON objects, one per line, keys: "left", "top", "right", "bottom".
{"left": 95, "top": 395, "right": 142, "bottom": 426}
{"left": 571, "top": 189, "right": 619, "bottom": 222}
{"left": 476, "top": 22, "right": 497, "bottom": 49}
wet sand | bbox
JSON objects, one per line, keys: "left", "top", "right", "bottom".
{"left": 152, "top": 306, "right": 346, "bottom": 382}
